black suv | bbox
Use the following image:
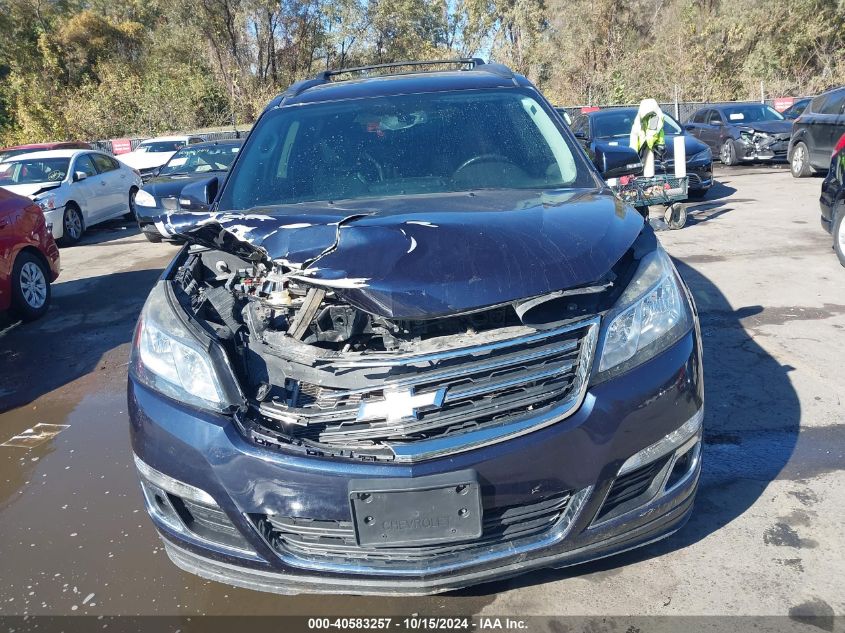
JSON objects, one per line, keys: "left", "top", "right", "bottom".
{"left": 789, "top": 86, "right": 845, "bottom": 178}
{"left": 128, "top": 59, "right": 703, "bottom": 595}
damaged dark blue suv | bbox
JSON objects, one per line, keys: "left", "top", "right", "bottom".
{"left": 128, "top": 59, "right": 704, "bottom": 595}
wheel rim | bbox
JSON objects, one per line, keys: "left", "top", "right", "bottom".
{"left": 20, "top": 261, "right": 47, "bottom": 309}
{"left": 65, "top": 208, "right": 82, "bottom": 239}
{"left": 838, "top": 215, "right": 845, "bottom": 251}
{"left": 721, "top": 142, "right": 732, "bottom": 163}
{"left": 129, "top": 190, "right": 137, "bottom": 216}
{"left": 792, "top": 145, "right": 805, "bottom": 173}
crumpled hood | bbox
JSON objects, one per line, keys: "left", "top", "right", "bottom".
{"left": 1, "top": 182, "right": 61, "bottom": 198}
{"left": 162, "top": 189, "right": 644, "bottom": 319}
{"left": 740, "top": 120, "right": 793, "bottom": 136}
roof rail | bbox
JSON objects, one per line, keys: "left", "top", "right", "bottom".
{"left": 314, "top": 58, "right": 510, "bottom": 82}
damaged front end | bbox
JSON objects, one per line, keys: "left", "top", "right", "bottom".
{"left": 138, "top": 192, "right": 655, "bottom": 464}
{"left": 736, "top": 127, "right": 791, "bottom": 161}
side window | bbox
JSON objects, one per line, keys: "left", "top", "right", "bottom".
{"left": 820, "top": 90, "right": 845, "bottom": 115}
{"left": 92, "top": 153, "right": 118, "bottom": 173}
{"left": 570, "top": 116, "right": 587, "bottom": 136}
{"left": 692, "top": 110, "right": 705, "bottom": 123}
{"left": 808, "top": 94, "right": 827, "bottom": 114}
{"left": 189, "top": 137, "right": 204, "bottom": 145}
{"left": 74, "top": 154, "right": 98, "bottom": 178}
{"left": 708, "top": 110, "right": 722, "bottom": 125}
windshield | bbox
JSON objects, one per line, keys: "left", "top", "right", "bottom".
{"left": 219, "top": 89, "right": 593, "bottom": 211}
{"left": 722, "top": 105, "right": 784, "bottom": 122}
{"left": 592, "top": 111, "right": 682, "bottom": 138}
{"left": 137, "top": 141, "right": 184, "bottom": 153}
{"left": 0, "top": 158, "right": 70, "bottom": 185}
{"left": 159, "top": 144, "right": 240, "bottom": 175}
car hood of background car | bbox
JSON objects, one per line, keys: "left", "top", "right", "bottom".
{"left": 1, "top": 181, "right": 62, "bottom": 198}
{"left": 160, "top": 188, "right": 644, "bottom": 319}
{"left": 735, "top": 120, "right": 793, "bottom": 135}
{"left": 594, "top": 133, "right": 709, "bottom": 160}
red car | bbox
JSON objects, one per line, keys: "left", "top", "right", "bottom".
{"left": 0, "top": 141, "right": 91, "bottom": 163}
{"left": 0, "top": 188, "right": 60, "bottom": 320}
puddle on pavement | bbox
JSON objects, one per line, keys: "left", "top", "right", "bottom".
{"left": 0, "top": 390, "right": 496, "bottom": 616}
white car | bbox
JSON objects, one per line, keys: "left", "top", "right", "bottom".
{"left": 118, "top": 135, "right": 205, "bottom": 180}
{"left": 0, "top": 149, "right": 143, "bottom": 245}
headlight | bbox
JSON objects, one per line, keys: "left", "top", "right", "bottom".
{"left": 35, "top": 195, "right": 56, "bottom": 211}
{"left": 135, "top": 189, "right": 158, "bottom": 207}
{"left": 690, "top": 148, "right": 711, "bottom": 163}
{"left": 597, "top": 247, "right": 693, "bottom": 375}
{"left": 130, "top": 282, "right": 237, "bottom": 411}
{"left": 739, "top": 130, "right": 753, "bottom": 142}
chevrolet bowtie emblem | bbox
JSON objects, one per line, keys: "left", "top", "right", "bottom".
{"left": 356, "top": 387, "right": 446, "bottom": 423}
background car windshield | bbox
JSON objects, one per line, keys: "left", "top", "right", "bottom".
{"left": 159, "top": 145, "right": 240, "bottom": 175}
{"left": 0, "top": 158, "right": 70, "bottom": 184}
{"left": 219, "top": 90, "right": 591, "bottom": 210}
{"left": 138, "top": 141, "right": 182, "bottom": 153}
{"left": 722, "top": 105, "right": 784, "bottom": 122}
{"left": 593, "top": 111, "right": 682, "bottom": 138}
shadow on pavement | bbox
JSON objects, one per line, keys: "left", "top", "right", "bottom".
{"left": 0, "top": 267, "right": 162, "bottom": 413}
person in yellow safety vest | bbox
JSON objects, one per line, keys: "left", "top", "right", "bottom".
{"left": 629, "top": 98, "right": 665, "bottom": 158}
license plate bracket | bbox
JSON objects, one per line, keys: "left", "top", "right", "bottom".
{"left": 348, "top": 470, "right": 483, "bottom": 548}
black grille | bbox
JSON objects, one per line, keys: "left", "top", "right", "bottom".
{"left": 595, "top": 456, "right": 672, "bottom": 523}
{"left": 252, "top": 492, "right": 573, "bottom": 568}
{"left": 255, "top": 320, "right": 596, "bottom": 451}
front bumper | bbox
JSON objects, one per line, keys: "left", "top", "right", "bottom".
{"left": 129, "top": 328, "right": 703, "bottom": 595}
{"left": 737, "top": 135, "right": 790, "bottom": 162}
{"left": 42, "top": 206, "right": 65, "bottom": 241}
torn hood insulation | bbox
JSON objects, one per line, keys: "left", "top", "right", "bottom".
{"left": 160, "top": 189, "right": 643, "bottom": 319}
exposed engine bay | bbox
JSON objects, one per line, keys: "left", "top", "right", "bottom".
{"left": 167, "top": 237, "right": 641, "bottom": 461}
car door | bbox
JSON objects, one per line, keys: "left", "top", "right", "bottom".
{"left": 90, "top": 153, "right": 126, "bottom": 219}
{"left": 683, "top": 110, "right": 707, "bottom": 143}
{"left": 813, "top": 89, "right": 845, "bottom": 165}
{"left": 69, "top": 153, "right": 107, "bottom": 224}
{"left": 700, "top": 110, "right": 725, "bottom": 153}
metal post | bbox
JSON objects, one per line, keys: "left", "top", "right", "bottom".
{"left": 760, "top": 80, "right": 765, "bottom": 103}
{"left": 674, "top": 84, "right": 680, "bottom": 120}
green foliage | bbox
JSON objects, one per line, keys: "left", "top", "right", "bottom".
{"left": 1, "top": 0, "right": 844, "bottom": 144}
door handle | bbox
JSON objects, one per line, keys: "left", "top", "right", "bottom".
{"left": 101, "top": 181, "right": 107, "bottom": 186}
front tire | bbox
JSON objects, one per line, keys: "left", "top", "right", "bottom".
{"left": 125, "top": 187, "right": 138, "bottom": 220}
{"left": 142, "top": 226, "right": 162, "bottom": 243}
{"left": 58, "top": 204, "right": 83, "bottom": 246}
{"left": 833, "top": 206, "right": 845, "bottom": 268}
{"left": 720, "top": 140, "right": 740, "bottom": 166}
{"left": 790, "top": 142, "right": 813, "bottom": 178}
{"left": 10, "top": 251, "right": 51, "bottom": 321}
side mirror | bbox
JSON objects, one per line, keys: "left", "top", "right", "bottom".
{"left": 683, "top": 123, "right": 695, "bottom": 131}
{"left": 73, "top": 171, "right": 87, "bottom": 182}
{"left": 573, "top": 130, "right": 586, "bottom": 139}
{"left": 595, "top": 145, "right": 644, "bottom": 180}
{"left": 179, "top": 176, "right": 220, "bottom": 211}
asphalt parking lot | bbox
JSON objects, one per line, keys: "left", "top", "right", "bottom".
{"left": 0, "top": 165, "right": 843, "bottom": 620}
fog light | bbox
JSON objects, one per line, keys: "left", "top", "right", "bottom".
{"left": 618, "top": 408, "right": 703, "bottom": 476}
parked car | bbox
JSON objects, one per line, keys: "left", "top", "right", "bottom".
{"left": 128, "top": 59, "right": 703, "bottom": 595}
{"left": 781, "top": 98, "right": 811, "bottom": 120}
{"left": 789, "top": 86, "right": 845, "bottom": 178}
{"left": 819, "top": 132, "right": 845, "bottom": 267}
{"left": 0, "top": 150, "right": 142, "bottom": 245}
{"left": 684, "top": 103, "right": 792, "bottom": 165}
{"left": 0, "top": 141, "right": 90, "bottom": 163}
{"left": 119, "top": 135, "right": 205, "bottom": 181}
{"left": 570, "top": 108, "right": 713, "bottom": 198}
{"left": 134, "top": 139, "right": 243, "bottom": 242}
{"left": 0, "top": 188, "right": 60, "bottom": 320}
